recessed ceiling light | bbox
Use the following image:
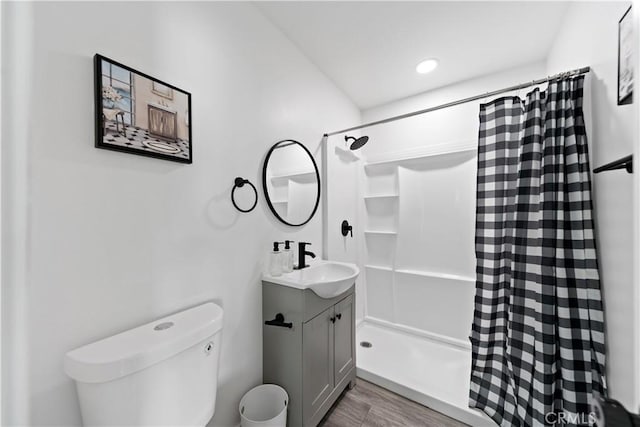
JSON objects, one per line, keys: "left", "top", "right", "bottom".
{"left": 416, "top": 58, "right": 439, "bottom": 74}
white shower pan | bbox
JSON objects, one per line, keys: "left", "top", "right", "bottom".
{"left": 356, "top": 320, "right": 496, "bottom": 426}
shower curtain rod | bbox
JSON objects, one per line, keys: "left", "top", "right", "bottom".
{"left": 323, "top": 66, "right": 590, "bottom": 137}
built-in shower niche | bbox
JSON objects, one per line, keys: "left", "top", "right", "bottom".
{"left": 364, "top": 196, "right": 399, "bottom": 233}
{"left": 363, "top": 163, "right": 398, "bottom": 197}
{"left": 363, "top": 162, "right": 399, "bottom": 270}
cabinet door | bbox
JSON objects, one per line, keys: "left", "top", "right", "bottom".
{"left": 334, "top": 294, "right": 355, "bottom": 386}
{"left": 303, "top": 307, "right": 334, "bottom": 420}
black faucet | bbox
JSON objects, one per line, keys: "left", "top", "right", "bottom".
{"left": 295, "top": 242, "right": 316, "bottom": 270}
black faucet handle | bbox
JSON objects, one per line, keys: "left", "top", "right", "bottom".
{"left": 295, "top": 242, "right": 314, "bottom": 270}
{"left": 341, "top": 220, "right": 353, "bottom": 237}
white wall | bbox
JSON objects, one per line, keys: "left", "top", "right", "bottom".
{"left": 0, "top": 2, "right": 360, "bottom": 426}
{"left": 357, "top": 62, "right": 546, "bottom": 347}
{"left": 2, "top": 2, "right": 32, "bottom": 422}
{"left": 324, "top": 135, "right": 364, "bottom": 321}
{"left": 0, "top": 0, "right": 4, "bottom": 422}
{"left": 361, "top": 62, "right": 547, "bottom": 158}
{"left": 635, "top": 0, "right": 640, "bottom": 411}
{"left": 546, "top": 1, "right": 638, "bottom": 411}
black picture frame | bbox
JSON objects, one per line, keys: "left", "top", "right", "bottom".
{"left": 262, "top": 140, "right": 321, "bottom": 227}
{"left": 94, "top": 54, "right": 193, "bottom": 163}
{"left": 618, "top": 6, "right": 633, "bottom": 106}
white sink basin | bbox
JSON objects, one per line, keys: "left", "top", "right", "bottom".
{"left": 263, "top": 260, "right": 359, "bottom": 298}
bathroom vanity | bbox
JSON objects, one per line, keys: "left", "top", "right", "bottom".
{"left": 262, "top": 280, "right": 356, "bottom": 427}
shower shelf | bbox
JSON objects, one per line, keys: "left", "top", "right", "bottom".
{"left": 364, "top": 146, "right": 476, "bottom": 169}
{"left": 364, "top": 230, "right": 397, "bottom": 235}
{"left": 395, "top": 268, "right": 475, "bottom": 283}
{"left": 365, "top": 265, "right": 393, "bottom": 272}
{"left": 363, "top": 194, "right": 399, "bottom": 200}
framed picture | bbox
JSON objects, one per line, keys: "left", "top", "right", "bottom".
{"left": 618, "top": 5, "right": 633, "bottom": 105}
{"left": 94, "top": 54, "right": 192, "bottom": 163}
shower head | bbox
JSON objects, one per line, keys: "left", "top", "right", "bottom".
{"left": 345, "top": 135, "right": 369, "bottom": 150}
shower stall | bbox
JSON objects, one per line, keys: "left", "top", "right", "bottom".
{"left": 324, "top": 66, "right": 593, "bottom": 426}
{"left": 354, "top": 143, "right": 483, "bottom": 425}
{"left": 325, "top": 105, "right": 495, "bottom": 425}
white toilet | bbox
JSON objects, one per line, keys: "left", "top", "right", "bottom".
{"left": 64, "top": 302, "right": 223, "bottom": 426}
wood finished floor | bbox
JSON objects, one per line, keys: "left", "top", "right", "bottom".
{"left": 318, "top": 379, "right": 468, "bottom": 427}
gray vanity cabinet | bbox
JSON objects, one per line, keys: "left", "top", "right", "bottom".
{"left": 333, "top": 295, "right": 355, "bottom": 385}
{"left": 303, "top": 307, "right": 334, "bottom": 419}
{"left": 263, "top": 282, "right": 356, "bottom": 427}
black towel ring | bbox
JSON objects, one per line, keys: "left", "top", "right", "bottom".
{"left": 231, "top": 177, "right": 258, "bottom": 213}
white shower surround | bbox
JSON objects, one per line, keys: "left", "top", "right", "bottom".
{"left": 357, "top": 141, "right": 484, "bottom": 424}
{"left": 360, "top": 143, "right": 477, "bottom": 345}
{"left": 341, "top": 62, "right": 551, "bottom": 425}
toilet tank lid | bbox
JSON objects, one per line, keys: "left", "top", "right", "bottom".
{"left": 64, "top": 302, "right": 223, "bottom": 383}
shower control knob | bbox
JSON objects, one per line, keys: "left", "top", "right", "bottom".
{"left": 341, "top": 220, "right": 353, "bottom": 237}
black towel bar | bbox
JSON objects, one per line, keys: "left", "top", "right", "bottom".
{"left": 593, "top": 154, "right": 633, "bottom": 174}
{"left": 264, "top": 313, "right": 293, "bottom": 329}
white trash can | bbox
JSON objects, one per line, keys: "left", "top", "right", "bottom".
{"left": 239, "top": 384, "right": 288, "bottom": 427}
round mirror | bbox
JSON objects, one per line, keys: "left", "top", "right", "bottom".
{"left": 262, "top": 140, "right": 320, "bottom": 227}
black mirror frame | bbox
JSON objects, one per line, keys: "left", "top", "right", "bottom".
{"left": 262, "top": 139, "right": 321, "bottom": 227}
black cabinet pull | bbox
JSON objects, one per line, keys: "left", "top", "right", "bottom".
{"left": 336, "top": 313, "right": 342, "bottom": 320}
{"left": 265, "top": 313, "right": 293, "bottom": 329}
{"left": 330, "top": 316, "right": 336, "bottom": 323}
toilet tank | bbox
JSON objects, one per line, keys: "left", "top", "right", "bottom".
{"left": 64, "top": 302, "right": 223, "bottom": 427}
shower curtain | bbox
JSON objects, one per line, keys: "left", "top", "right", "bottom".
{"left": 469, "top": 76, "right": 606, "bottom": 427}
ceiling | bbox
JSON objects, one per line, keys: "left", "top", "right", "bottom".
{"left": 255, "top": 1, "right": 571, "bottom": 109}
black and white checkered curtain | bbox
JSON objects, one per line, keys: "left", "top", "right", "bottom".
{"left": 469, "top": 76, "right": 606, "bottom": 426}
